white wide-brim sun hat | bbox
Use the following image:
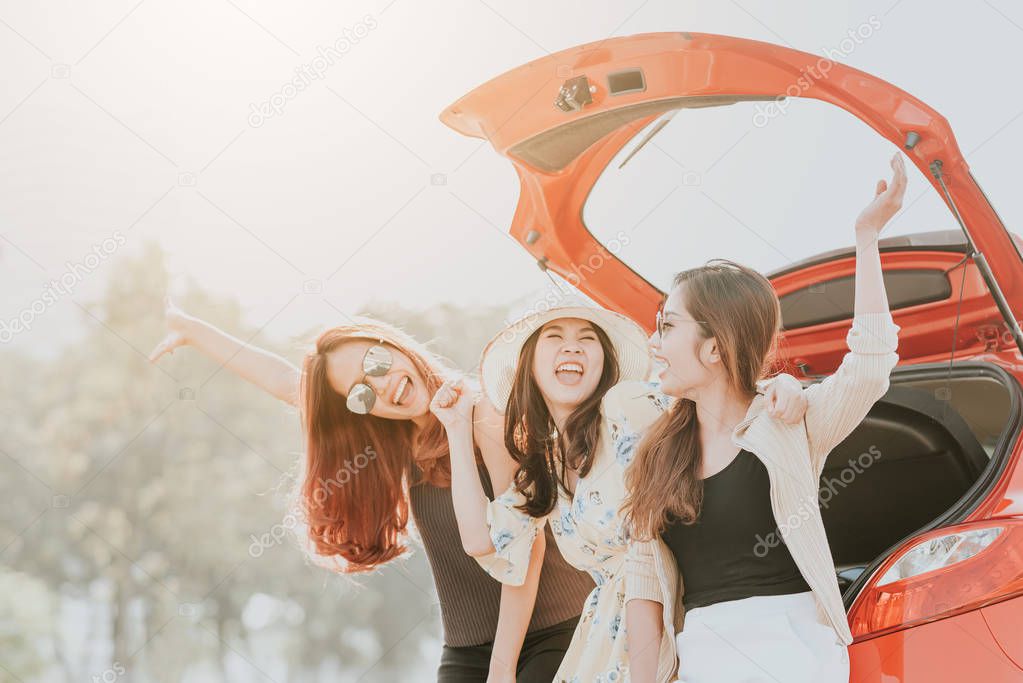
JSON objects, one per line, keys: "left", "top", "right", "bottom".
{"left": 479, "top": 299, "right": 653, "bottom": 411}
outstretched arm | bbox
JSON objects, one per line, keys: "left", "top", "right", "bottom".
{"left": 149, "top": 297, "right": 301, "bottom": 406}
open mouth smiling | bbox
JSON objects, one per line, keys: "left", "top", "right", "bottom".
{"left": 391, "top": 374, "right": 412, "bottom": 406}
{"left": 554, "top": 360, "right": 586, "bottom": 386}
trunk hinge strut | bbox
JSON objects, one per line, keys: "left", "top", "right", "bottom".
{"left": 930, "top": 159, "right": 1023, "bottom": 357}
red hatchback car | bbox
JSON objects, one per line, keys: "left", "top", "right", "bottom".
{"left": 442, "top": 32, "right": 1023, "bottom": 681}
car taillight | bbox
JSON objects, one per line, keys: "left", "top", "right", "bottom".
{"left": 848, "top": 520, "right": 1023, "bottom": 640}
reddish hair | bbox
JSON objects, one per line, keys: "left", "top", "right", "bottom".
{"left": 289, "top": 317, "right": 453, "bottom": 574}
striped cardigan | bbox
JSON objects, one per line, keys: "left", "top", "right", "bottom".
{"left": 623, "top": 310, "right": 901, "bottom": 673}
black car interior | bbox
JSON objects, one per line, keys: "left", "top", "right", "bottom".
{"left": 815, "top": 377, "right": 1009, "bottom": 591}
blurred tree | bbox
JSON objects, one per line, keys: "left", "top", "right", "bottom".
{"left": 0, "top": 568, "right": 56, "bottom": 681}
{"left": 3, "top": 242, "right": 510, "bottom": 681}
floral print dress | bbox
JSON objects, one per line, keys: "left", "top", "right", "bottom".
{"left": 478, "top": 380, "right": 675, "bottom": 683}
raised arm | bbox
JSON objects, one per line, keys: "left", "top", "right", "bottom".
{"left": 430, "top": 379, "right": 517, "bottom": 557}
{"left": 801, "top": 153, "right": 906, "bottom": 474}
{"left": 431, "top": 379, "right": 544, "bottom": 681}
{"left": 852, "top": 153, "right": 905, "bottom": 315}
{"left": 149, "top": 296, "right": 301, "bottom": 406}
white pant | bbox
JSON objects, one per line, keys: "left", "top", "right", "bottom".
{"left": 673, "top": 591, "right": 849, "bottom": 683}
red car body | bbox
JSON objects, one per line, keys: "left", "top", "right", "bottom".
{"left": 441, "top": 32, "right": 1023, "bottom": 681}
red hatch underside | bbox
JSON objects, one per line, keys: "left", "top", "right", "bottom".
{"left": 440, "top": 32, "right": 1023, "bottom": 374}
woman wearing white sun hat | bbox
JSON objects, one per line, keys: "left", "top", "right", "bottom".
{"left": 429, "top": 296, "right": 810, "bottom": 682}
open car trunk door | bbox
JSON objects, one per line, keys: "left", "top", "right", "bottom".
{"left": 440, "top": 32, "right": 1023, "bottom": 374}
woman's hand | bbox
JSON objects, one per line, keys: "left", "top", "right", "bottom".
{"left": 855, "top": 152, "right": 908, "bottom": 238}
{"left": 149, "top": 296, "right": 193, "bottom": 363}
{"left": 429, "top": 378, "right": 478, "bottom": 432}
{"left": 764, "top": 374, "right": 808, "bottom": 424}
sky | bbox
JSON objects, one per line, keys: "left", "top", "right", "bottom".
{"left": 1, "top": 0, "right": 1021, "bottom": 358}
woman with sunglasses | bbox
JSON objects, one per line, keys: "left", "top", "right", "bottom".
{"left": 149, "top": 301, "right": 595, "bottom": 682}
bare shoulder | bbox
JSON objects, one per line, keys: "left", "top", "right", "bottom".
{"left": 471, "top": 394, "right": 518, "bottom": 487}
{"left": 473, "top": 394, "right": 506, "bottom": 439}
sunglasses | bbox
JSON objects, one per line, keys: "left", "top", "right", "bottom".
{"left": 345, "top": 343, "right": 393, "bottom": 415}
{"left": 655, "top": 303, "right": 707, "bottom": 337}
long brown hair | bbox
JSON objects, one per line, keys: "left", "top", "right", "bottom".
{"left": 290, "top": 317, "right": 453, "bottom": 573}
{"left": 624, "top": 260, "right": 780, "bottom": 540}
{"left": 504, "top": 322, "right": 620, "bottom": 517}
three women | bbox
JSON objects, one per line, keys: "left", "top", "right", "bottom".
{"left": 153, "top": 150, "right": 906, "bottom": 681}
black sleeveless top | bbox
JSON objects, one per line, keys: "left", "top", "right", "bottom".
{"left": 660, "top": 448, "right": 811, "bottom": 611}
{"left": 409, "top": 460, "right": 593, "bottom": 647}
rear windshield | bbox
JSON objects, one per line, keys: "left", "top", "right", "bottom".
{"left": 780, "top": 269, "right": 952, "bottom": 330}
{"left": 581, "top": 98, "right": 965, "bottom": 294}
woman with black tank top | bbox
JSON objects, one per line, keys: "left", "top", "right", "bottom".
{"left": 623, "top": 154, "right": 907, "bottom": 683}
{"left": 430, "top": 300, "right": 809, "bottom": 682}
{"left": 149, "top": 306, "right": 593, "bottom": 682}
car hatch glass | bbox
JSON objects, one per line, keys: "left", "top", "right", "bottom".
{"left": 581, "top": 98, "right": 963, "bottom": 291}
